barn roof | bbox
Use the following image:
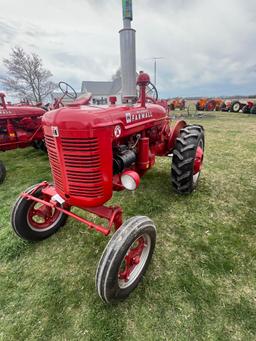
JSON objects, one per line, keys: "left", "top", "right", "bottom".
{"left": 81, "top": 77, "right": 121, "bottom": 96}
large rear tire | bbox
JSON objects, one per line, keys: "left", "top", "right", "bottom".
{"left": 96, "top": 216, "right": 156, "bottom": 303}
{"left": 0, "top": 161, "right": 6, "bottom": 184}
{"left": 11, "top": 184, "right": 69, "bottom": 241}
{"left": 171, "top": 125, "right": 205, "bottom": 194}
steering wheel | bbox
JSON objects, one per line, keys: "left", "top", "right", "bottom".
{"left": 137, "top": 81, "right": 158, "bottom": 103}
{"left": 145, "top": 82, "right": 158, "bottom": 101}
{"left": 58, "top": 81, "right": 77, "bottom": 100}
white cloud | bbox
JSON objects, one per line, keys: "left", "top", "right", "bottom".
{"left": 0, "top": 0, "right": 256, "bottom": 97}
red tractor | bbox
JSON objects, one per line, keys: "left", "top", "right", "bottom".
{"left": 225, "top": 100, "right": 254, "bottom": 113}
{"left": 0, "top": 92, "right": 46, "bottom": 183}
{"left": 250, "top": 105, "right": 256, "bottom": 114}
{"left": 169, "top": 98, "right": 185, "bottom": 110}
{"left": 241, "top": 101, "right": 254, "bottom": 113}
{"left": 196, "top": 98, "right": 224, "bottom": 111}
{"left": 11, "top": 72, "right": 205, "bottom": 303}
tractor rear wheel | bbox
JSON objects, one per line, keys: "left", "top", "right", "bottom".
{"left": 231, "top": 101, "right": 241, "bottom": 112}
{"left": 96, "top": 216, "right": 156, "bottom": 303}
{"left": 0, "top": 161, "right": 6, "bottom": 184}
{"left": 171, "top": 125, "right": 204, "bottom": 194}
{"left": 250, "top": 105, "right": 256, "bottom": 115}
{"left": 11, "top": 184, "right": 69, "bottom": 241}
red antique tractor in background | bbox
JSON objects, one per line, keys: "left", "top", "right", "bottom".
{"left": 196, "top": 98, "right": 224, "bottom": 111}
{"left": 196, "top": 98, "right": 208, "bottom": 111}
{"left": 0, "top": 92, "right": 46, "bottom": 183}
{"left": 220, "top": 100, "right": 255, "bottom": 113}
{"left": 0, "top": 82, "right": 90, "bottom": 183}
{"left": 169, "top": 98, "right": 185, "bottom": 111}
{"left": 12, "top": 72, "right": 205, "bottom": 303}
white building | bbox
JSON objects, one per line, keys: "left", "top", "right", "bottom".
{"left": 81, "top": 77, "right": 122, "bottom": 105}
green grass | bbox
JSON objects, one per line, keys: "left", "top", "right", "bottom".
{"left": 0, "top": 111, "right": 256, "bottom": 340}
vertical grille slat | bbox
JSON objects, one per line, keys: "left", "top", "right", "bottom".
{"left": 45, "top": 134, "right": 64, "bottom": 192}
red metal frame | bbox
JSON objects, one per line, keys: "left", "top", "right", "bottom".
{"left": 22, "top": 182, "right": 123, "bottom": 236}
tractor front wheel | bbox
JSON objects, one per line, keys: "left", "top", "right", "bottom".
{"left": 0, "top": 161, "right": 6, "bottom": 184}
{"left": 11, "top": 184, "right": 69, "bottom": 241}
{"left": 171, "top": 125, "right": 205, "bottom": 194}
{"left": 96, "top": 216, "right": 156, "bottom": 303}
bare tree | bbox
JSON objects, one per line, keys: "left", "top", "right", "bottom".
{"left": 1, "top": 47, "right": 57, "bottom": 103}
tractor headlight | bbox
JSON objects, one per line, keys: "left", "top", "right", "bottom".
{"left": 121, "top": 170, "right": 140, "bottom": 191}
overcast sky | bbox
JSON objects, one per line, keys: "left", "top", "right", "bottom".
{"left": 1, "top": 0, "right": 256, "bottom": 98}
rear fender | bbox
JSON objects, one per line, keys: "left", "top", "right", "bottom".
{"left": 168, "top": 120, "right": 187, "bottom": 151}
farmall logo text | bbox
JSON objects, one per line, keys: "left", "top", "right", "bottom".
{"left": 125, "top": 110, "right": 153, "bottom": 124}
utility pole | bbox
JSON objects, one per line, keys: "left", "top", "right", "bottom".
{"left": 151, "top": 57, "right": 164, "bottom": 87}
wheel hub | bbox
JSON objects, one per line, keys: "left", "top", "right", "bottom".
{"left": 119, "top": 237, "right": 145, "bottom": 282}
{"left": 27, "top": 197, "right": 61, "bottom": 231}
{"left": 118, "top": 234, "right": 151, "bottom": 288}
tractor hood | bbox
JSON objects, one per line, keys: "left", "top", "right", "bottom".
{"left": 42, "top": 103, "right": 167, "bottom": 132}
{"left": 0, "top": 106, "right": 46, "bottom": 119}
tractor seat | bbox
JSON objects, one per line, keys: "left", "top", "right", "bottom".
{"left": 66, "top": 93, "right": 92, "bottom": 107}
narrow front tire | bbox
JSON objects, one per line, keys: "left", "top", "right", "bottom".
{"left": 96, "top": 216, "right": 156, "bottom": 303}
{"left": 11, "top": 184, "right": 69, "bottom": 241}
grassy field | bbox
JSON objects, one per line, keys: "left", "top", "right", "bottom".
{"left": 0, "top": 112, "right": 256, "bottom": 340}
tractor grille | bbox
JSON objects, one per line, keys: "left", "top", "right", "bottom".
{"left": 61, "top": 137, "right": 104, "bottom": 198}
{"left": 45, "top": 134, "right": 104, "bottom": 199}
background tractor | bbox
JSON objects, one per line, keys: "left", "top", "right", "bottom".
{"left": 196, "top": 98, "right": 208, "bottom": 111}
{"left": 250, "top": 105, "right": 256, "bottom": 114}
{"left": 169, "top": 98, "right": 185, "bottom": 111}
{"left": 0, "top": 92, "right": 46, "bottom": 181}
{"left": 196, "top": 98, "right": 224, "bottom": 111}
{"left": 241, "top": 101, "right": 254, "bottom": 113}
{"left": 227, "top": 100, "right": 254, "bottom": 113}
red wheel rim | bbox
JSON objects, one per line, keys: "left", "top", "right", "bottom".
{"left": 118, "top": 234, "right": 151, "bottom": 288}
{"left": 27, "top": 196, "right": 62, "bottom": 232}
{"left": 194, "top": 146, "right": 204, "bottom": 175}
{"left": 193, "top": 141, "right": 204, "bottom": 186}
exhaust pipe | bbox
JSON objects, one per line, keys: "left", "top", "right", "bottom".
{"left": 119, "top": 0, "right": 137, "bottom": 102}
